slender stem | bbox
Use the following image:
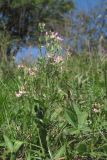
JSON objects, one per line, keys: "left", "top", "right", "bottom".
{"left": 104, "top": 66, "right": 107, "bottom": 98}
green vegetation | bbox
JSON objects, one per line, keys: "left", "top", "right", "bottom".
{"left": 0, "top": 1, "right": 107, "bottom": 158}
{"left": 0, "top": 52, "right": 107, "bottom": 159}
{"left": 0, "top": 0, "right": 74, "bottom": 40}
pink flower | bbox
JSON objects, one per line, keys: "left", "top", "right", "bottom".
{"left": 46, "top": 32, "right": 48, "bottom": 35}
{"left": 92, "top": 103, "right": 101, "bottom": 113}
{"left": 54, "top": 56, "right": 63, "bottom": 63}
{"left": 28, "top": 67, "right": 37, "bottom": 76}
{"left": 15, "top": 92, "right": 22, "bottom": 97}
{"left": 93, "top": 108, "right": 100, "bottom": 113}
{"left": 15, "top": 86, "right": 26, "bottom": 97}
{"left": 55, "top": 32, "right": 58, "bottom": 36}
{"left": 17, "top": 64, "right": 25, "bottom": 69}
{"left": 56, "top": 36, "right": 63, "bottom": 41}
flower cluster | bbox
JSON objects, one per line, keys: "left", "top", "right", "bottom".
{"left": 46, "top": 31, "right": 63, "bottom": 42}
{"left": 45, "top": 31, "right": 63, "bottom": 57}
{"left": 16, "top": 65, "right": 38, "bottom": 97}
{"left": 17, "top": 64, "right": 37, "bottom": 77}
{"left": 54, "top": 55, "right": 63, "bottom": 64}
{"left": 15, "top": 86, "right": 26, "bottom": 98}
{"left": 28, "top": 67, "right": 37, "bottom": 76}
{"left": 92, "top": 102, "right": 101, "bottom": 113}
{"left": 17, "top": 64, "right": 25, "bottom": 69}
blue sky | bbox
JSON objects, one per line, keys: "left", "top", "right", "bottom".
{"left": 75, "top": 0, "right": 101, "bottom": 11}
{"left": 16, "top": 46, "right": 46, "bottom": 63}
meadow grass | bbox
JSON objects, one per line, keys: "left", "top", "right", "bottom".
{"left": 0, "top": 53, "right": 107, "bottom": 160}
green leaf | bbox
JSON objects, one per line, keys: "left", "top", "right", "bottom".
{"left": 77, "top": 143, "right": 87, "bottom": 154}
{"left": 0, "top": 143, "right": 5, "bottom": 147}
{"left": 26, "top": 153, "right": 31, "bottom": 160}
{"left": 13, "top": 140, "right": 23, "bottom": 153}
{"left": 63, "top": 128, "right": 80, "bottom": 135}
{"left": 11, "top": 0, "right": 30, "bottom": 8}
{"left": 3, "top": 135, "right": 13, "bottom": 152}
{"left": 54, "top": 145, "right": 65, "bottom": 159}
{"left": 74, "top": 106, "right": 88, "bottom": 130}
{"left": 99, "top": 144, "right": 107, "bottom": 153}
{"left": 103, "top": 144, "right": 107, "bottom": 153}
{"left": 78, "top": 112, "right": 88, "bottom": 129}
{"left": 64, "top": 110, "right": 78, "bottom": 128}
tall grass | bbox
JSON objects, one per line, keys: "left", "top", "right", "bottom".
{"left": 0, "top": 52, "right": 107, "bottom": 159}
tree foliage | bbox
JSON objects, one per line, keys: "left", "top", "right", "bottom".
{"left": 68, "top": 1, "right": 107, "bottom": 54}
{"left": 0, "top": 0, "right": 74, "bottom": 39}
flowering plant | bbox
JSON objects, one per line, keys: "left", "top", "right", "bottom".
{"left": 45, "top": 31, "right": 63, "bottom": 56}
{"left": 38, "top": 23, "right": 63, "bottom": 57}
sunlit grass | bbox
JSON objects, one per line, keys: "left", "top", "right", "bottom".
{"left": 0, "top": 53, "right": 107, "bottom": 159}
